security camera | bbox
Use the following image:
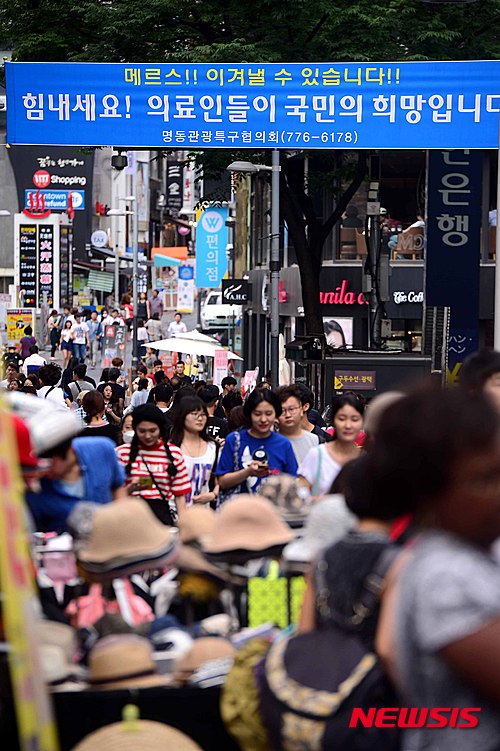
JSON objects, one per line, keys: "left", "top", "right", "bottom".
{"left": 111, "top": 152, "right": 128, "bottom": 171}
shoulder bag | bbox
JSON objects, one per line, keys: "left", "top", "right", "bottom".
{"left": 138, "top": 451, "right": 175, "bottom": 526}
{"left": 216, "top": 431, "right": 242, "bottom": 510}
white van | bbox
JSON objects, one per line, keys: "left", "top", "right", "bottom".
{"left": 200, "top": 291, "right": 242, "bottom": 330}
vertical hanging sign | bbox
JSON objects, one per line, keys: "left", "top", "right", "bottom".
{"left": 18, "top": 224, "right": 37, "bottom": 307}
{"left": 425, "top": 149, "right": 482, "bottom": 384}
{"left": 195, "top": 206, "right": 228, "bottom": 288}
{"left": 38, "top": 225, "right": 54, "bottom": 307}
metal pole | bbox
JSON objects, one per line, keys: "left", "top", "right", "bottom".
{"left": 495, "top": 125, "right": 500, "bottom": 348}
{"left": 270, "top": 148, "right": 280, "bottom": 386}
{"left": 132, "top": 159, "right": 139, "bottom": 372}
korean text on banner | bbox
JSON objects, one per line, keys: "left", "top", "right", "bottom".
{"left": 5, "top": 61, "right": 500, "bottom": 149}
{"left": 196, "top": 206, "right": 228, "bottom": 289}
{"left": 0, "top": 404, "right": 60, "bottom": 751}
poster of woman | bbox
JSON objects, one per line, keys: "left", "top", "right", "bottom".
{"left": 323, "top": 317, "right": 353, "bottom": 349}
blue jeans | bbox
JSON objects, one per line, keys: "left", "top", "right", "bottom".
{"left": 73, "top": 343, "right": 87, "bottom": 363}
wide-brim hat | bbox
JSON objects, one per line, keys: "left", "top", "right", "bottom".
{"left": 258, "top": 474, "right": 309, "bottom": 524}
{"left": 177, "top": 506, "right": 217, "bottom": 545}
{"left": 39, "top": 645, "right": 87, "bottom": 691}
{"left": 87, "top": 634, "right": 168, "bottom": 690}
{"left": 77, "top": 498, "right": 177, "bottom": 568}
{"left": 283, "top": 494, "right": 357, "bottom": 564}
{"left": 35, "top": 619, "right": 78, "bottom": 663}
{"left": 175, "top": 544, "right": 246, "bottom": 586}
{"left": 202, "top": 495, "right": 294, "bottom": 557}
{"left": 173, "top": 637, "right": 236, "bottom": 683}
{"left": 70, "top": 720, "right": 202, "bottom": 751}
{"left": 6, "top": 391, "right": 82, "bottom": 455}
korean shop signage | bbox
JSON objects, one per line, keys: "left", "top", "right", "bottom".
{"left": 196, "top": 206, "right": 228, "bottom": 288}
{"left": 6, "top": 61, "right": 500, "bottom": 149}
{"left": 426, "top": 149, "right": 482, "bottom": 375}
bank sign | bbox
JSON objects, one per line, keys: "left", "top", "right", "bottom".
{"left": 5, "top": 61, "right": 500, "bottom": 149}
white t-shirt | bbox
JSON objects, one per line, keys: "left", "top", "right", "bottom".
{"left": 182, "top": 442, "right": 217, "bottom": 506}
{"left": 38, "top": 385, "right": 69, "bottom": 410}
{"left": 22, "top": 353, "right": 47, "bottom": 376}
{"left": 71, "top": 321, "right": 89, "bottom": 344}
{"left": 299, "top": 443, "right": 341, "bottom": 497}
{"left": 168, "top": 320, "right": 188, "bottom": 337}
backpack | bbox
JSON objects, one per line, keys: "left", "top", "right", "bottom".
{"left": 258, "top": 547, "right": 401, "bottom": 751}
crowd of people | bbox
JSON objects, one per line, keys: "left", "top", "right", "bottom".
{"left": 2, "top": 339, "right": 500, "bottom": 751}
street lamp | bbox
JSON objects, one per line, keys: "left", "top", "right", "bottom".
{"left": 122, "top": 193, "right": 139, "bottom": 373}
{"left": 227, "top": 149, "right": 281, "bottom": 386}
{"left": 107, "top": 208, "right": 133, "bottom": 311}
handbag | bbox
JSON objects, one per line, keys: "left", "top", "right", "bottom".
{"left": 138, "top": 451, "right": 176, "bottom": 526}
{"left": 259, "top": 547, "right": 401, "bottom": 751}
{"left": 216, "top": 430, "right": 241, "bottom": 509}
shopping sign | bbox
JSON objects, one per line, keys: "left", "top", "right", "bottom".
{"left": 24, "top": 189, "right": 85, "bottom": 211}
{"left": 5, "top": 61, "right": 500, "bottom": 149}
{"left": 196, "top": 206, "right": 228, "bottom": 288}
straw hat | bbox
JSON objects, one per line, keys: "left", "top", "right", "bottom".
{"left": 71, "top": 720, "right": 202, "bottom": 751}
{"left": 77, "top": 498, "right": 178, "bottom": 578}
{"left": 283, "top": 494, "right": 357, "bottom": 565}
{"left": 35, "top": 620, "right": 77, "bottom": 663}
{"left": 174, "top": 637, "right": 236, "bottom": 683}
{"left": 39, "top": 645, "right": 87, "bottom": 691}
{"left": 88, "top": 634, "right": 167, "bottom": 690}
{"left": 258, "top": 474, "right": 309, "bottom": 525}
{"left": 202, "top": 495, "right": 294, "bottom": 559}
{"left": 177, "top": 506, "right": 217, "bottom": 544}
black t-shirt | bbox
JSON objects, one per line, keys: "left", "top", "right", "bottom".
{"left": 110, "top": 383, "right": 126, "bottom": 402}
{"left": 206, "top": 416, "right": 228, "bottom": 440}
{"left": 80, "top": 423, "right": 121, "bottom": 445}
{"left": 311, "top": 425, "right": 333, "bottom": 443}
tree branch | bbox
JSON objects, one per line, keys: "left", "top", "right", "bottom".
{"left": 317, "top": 152, "right": 367, "bottom": 248}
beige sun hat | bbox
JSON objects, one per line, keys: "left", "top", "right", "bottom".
{"left": 87, "top": 634, "right": 168, "bottom": 690}
{"left": 173, "top": 637, "right": 236, "bottom": 683}
{"left": 35, "top": 620, "right": 78, "bottom": 663}
{"left": 202, "top": 495, "right": 294, "bottom": 556}
{"left": 39, "top": 645, "right": 87, "bottom": 691}
{"left": 77, "top": 498, "right": 177, "bottom": 567}
{"left": 177, "top": 506, "right": 217, "bottom": 545}
{"left": 70, "top": 719, "right": 202, "bottom": 751}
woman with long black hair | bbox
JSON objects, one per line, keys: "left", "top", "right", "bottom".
{"left": 170, "top": 394, "right": 218, "bottom": 507}
{"left": 115, "top": 404, "right": 190, "bottom": 524}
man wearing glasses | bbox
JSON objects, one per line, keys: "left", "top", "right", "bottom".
{"left": 276, "top": 385, "right": 319, "bottom": 464}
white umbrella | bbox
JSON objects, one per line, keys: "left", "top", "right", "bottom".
{"left": 176, "top": 329, "right": 220, "bottom": 344}
{"left": 148, "top": 336, "right": 243, "bottom": 360}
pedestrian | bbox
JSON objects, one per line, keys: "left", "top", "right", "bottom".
{"left": 294, "top": 383, "right": 332, "bottom": 443}
{"left": 71, "top": 313, "right": 90, "bottom": 364}
{"left": 167, "top": 312, "right": 188, "bottom": 338}
{"left": 66, "top": 363, "right": 96, "bottom": 404}
{"left": 216, "top": 388, "right": 298, "bottom": 497}
{"left": 374, "top": 386, "right": 500, "bottom": 750}
{"left": 97, "top": 382, "right": 123, "bottom": 425}
{"left": 87, "top": 310, "right": 102, "bottom": 368}
{"left": 22, "top": 345, "right": 46, "bottom": 377}
{"left": 20, "top": 326, "right": 36, "bottom": 361}
{"left": 116, "top": 404, "right": 191, "bottom": 524}
{"left": 199, "top": 385, "right": 228, "bottom": 443}
{"left": 170, "top": 394, "right": 219, "bottom": 507}
{"left": 145, "top": 312, "right": 162, "bottom": 343}
{"left": 80, "top": 390, "right": 121, "bottom": 445}
{"left": 37, "top": 363, "right": 68, "bottom": 411}
{"left": 121, "top": 293, "right": 134, "bottom": 332}
{"left": 276, "top": 385, "right": 319, "bottom": 464}
{"left": 137, "top": 291, "right": 149, "bottom": 321}
{"left": 0, "top": 362, "right": 20, "bottom": 389}
{"left": 136, "top": 318, "right": 149, "bottom": 358}
{"left": 173, "top": 360, "right": 191, "bottom": 387}
{"left": 298, "top": 394, "right": 363, "bottom": 498}
{"left": 60, "top": 320, "right": 74, "bottom": 368}
{"left": 130, "top": 378, "right": 150, "bottom": 409}
{"left": 148, "top": 289, "right": 164, "bottom": 319}
{"left": 47, "top": 309, "right": 62, "bottom": 360}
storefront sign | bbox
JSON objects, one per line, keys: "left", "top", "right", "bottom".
{"left": 213, "top": 349, "right": 229, "bottom": 388}
{"left": 6, "top": 61, "right": 500, "bottom": 149}
{"left": 102, "top": 323, "right": 126, "bottom": 367}
{"left": 18, "top": 225, "right": 37, "bottom": 306}
{"left": 426, "top": 149, "right": 482, "bottom": 379}
{"left": 24, "top": 189, "right": 85, "bottom": 211}
{"left": 166, "top": 160, "right": 183, "bottom": 216}
{"left": 195, "top": 206, "right": 228, "bottom": 288}
{"left": 38, "top": 224, "right": 54, "bottom": 306}
{"left": 222, "top": 279, "right": 249, "bottom": 304}
{"left": 320, "top": 280, "right": 367, "bottom": 306}
{"left": 334, "top": 370, "right": 376, "bottom": 391}
{"left": 6, "top": 310, "right": 34, "bottom": 343}
{"left": 392, "top": 290, "right": 424, "bottom": 304}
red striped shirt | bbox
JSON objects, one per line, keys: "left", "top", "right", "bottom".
{"left": 116, "top": 440, "right": 191, "bottom": 499}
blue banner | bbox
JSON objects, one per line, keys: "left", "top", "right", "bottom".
{"left": 6, "top": 61, "right": 500, "bottom": 149}
{"left": 425, "top": 149, "right": 482, "bottom": 382}
{"left": 24, "top": 189, "right": 85, "bottom": 211}
{"left": 196, "top": 207, "right": 228, "bottom": 288}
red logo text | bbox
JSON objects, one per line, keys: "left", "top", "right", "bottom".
{"left": 349, "top": 708, "right": 481, "bottom": 729}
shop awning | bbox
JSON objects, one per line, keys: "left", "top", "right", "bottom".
{"left": 87, "top": 269, "right": 114, "bottom": 292}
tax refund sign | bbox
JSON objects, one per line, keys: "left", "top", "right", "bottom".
{"left": 5, "top": 61, "right": 500, "bottom": 149}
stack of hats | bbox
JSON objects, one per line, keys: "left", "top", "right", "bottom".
{"left": 173, "top": 637, "right": 236, "bottom": 688}
{"left": 77, "top": 498, "right": 178, "bottom": 582}
{"left": 203, "top": 495, "right": 294, "bottom": 564}
{"left": 176, "top": 507, "right": 245, "bottom": 586}
{"left": 87, "top": 634, "right": 168, "bottom": 690}
{"left": 37, "top": 620, "right": 87, "bottom": 692}
{"left": 258, "top": 474, "right": 309, "bottom": 528}
{"left": 282, "top": 494, "right": 358, "bottom": 570}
